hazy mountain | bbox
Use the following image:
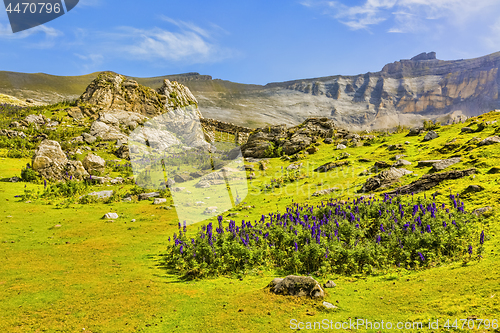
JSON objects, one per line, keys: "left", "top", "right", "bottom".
{"left": 1, "top": 51, "right": 500, "bottom": 130}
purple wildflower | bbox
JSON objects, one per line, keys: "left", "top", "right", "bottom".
{"left": 418, "top": 252, "right": 425, "bottom": 262}
{"left": 480, "top": 230, "right": 485, "bottom": 245}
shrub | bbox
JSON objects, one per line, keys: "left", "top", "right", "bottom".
{"left": 21, "top": 164, "right": 39, "bottom": 182}
{"left": 164, "top": 194, "right": 486, "bottom": 278}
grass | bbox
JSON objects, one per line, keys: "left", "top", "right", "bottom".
{"left": 1, "top": 111, "right": 500, "bottom": 332}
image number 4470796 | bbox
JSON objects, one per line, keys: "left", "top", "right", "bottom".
{"left": 3, "top": 0, "right": 79, "bottom": 33}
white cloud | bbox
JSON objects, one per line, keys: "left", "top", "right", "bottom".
{"left": 95, "top": 19, "right": 234, "bottom": 64}
{"left": 302, "top": 0, "right": 500, "bottom": 32}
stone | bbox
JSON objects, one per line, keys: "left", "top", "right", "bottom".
{"left": 417, "top": 160, "right": 442, "bottom": 167}
{"left": 463, "top": 185, "right": 484, "bottom": 193}
{"left": 324, "top": 280, "right": 336, "bottom": 288}
{"left": 103, "top": 212, "right": 118, "bottom": 219}
{"left": 114, "top": 145, "right": 130, "bottom": 160}
{"left": 268, "top": 278, "right": 284, "bottom": 288}
{"left": 110, "top": 177, "right": 123, "bottom": 184}
{"left": 174, "top": 173, "right": 192, "bottom": 183}
{"left": 122, "top": 197, "right": 132, "bottom": 202}
{"left": 287, "top": 163, "right": 302, "bottom": 171}
{"left": 312, "top": 188, "right": 339, "bottom": 196}
{"left": 314, "top": 160, "right": 349, "bottom": 172}
{"left": 322, "top": 302, "right": 338, "bottom": 310}
{"left": 407, "top": 127, "right": 423, "bottom": 136}
{"left": 392, "top": 159, "right": 412, "bottom": 167}
{"left": 84, "top": 190, "right": 114, "bottom": 199}
{"left": 32, "top": 140, "right": 89, "bottom": 181}
{"left": 82, "top": 133, "right": 97, "bottom": 144}
{"left": 423, "top": 130, "right": 439, "bottom": 141}
{"left": 24, "top": 114, "right": 46, "bottom": 126}
{"left": 431, "top": 157, "right": 461, "bottom": 171}
{"left": 153, "top": 198, "right": 167, "bottom": 205}
{"left": 82, "top": 153, "right": 106, "bottom": 175}
{"left": 67, "top": 107, "right": 84, "bottom": 120}
{"left": 195, "top": 181, "right": 211, "bottom": 188}
{"left": 361, "top": 168, "right": 412, "bottom": 192}
{"left": 336, "top": 144, "right": 347, "bottom": 150}
{"left": 269, "top": 275, "right": 324, "bottom": 298}
{"left": 8, "top": 176, "right": 21, "bottom": 182}
{"left": 387, "top": 144, "right": 403, "bottom": 151}
{"left": 472, "top": 206, "right": 492, "bottom": 216}
{"left": 374, "top": 161, "right": 391, "bottom": 169}
{"left": 324, "top": 138, "right": 333, "bottom": 144}
{"left": 138, "top": 192, "right": 160, "bottom": 200}
{"left": 461, "top": 127, "right": 474, "bottom": 133}
{"left": 384, "top": 168, "right": 477, "bottom": 196}
{"left": 203, "top": 206, "right": 218, "bottom": 215}
{"left": 478, "top": 136, "right": 500, "bottom": 146}
{"left": 306, "top": 146, "right": 319, "bottom": 154}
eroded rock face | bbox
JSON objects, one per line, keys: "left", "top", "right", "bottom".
{"left": 269, "top": 275, "right": 324, "bottom": 298}
{"left": 32, "top": 140, "right": 89, "bottom": 181}
{"left": 77, "top": 72, "right": 198, "bottom": 118}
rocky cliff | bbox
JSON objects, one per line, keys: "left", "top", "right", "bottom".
{"left": 2, "top": 52, "right": 500, "bottom": 130}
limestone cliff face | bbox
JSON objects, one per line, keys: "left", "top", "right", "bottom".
{"left": 77, "top": 72, "right": 198, "bottom": 117}
{"left": 264, "top": 52, "right": 500, "bottom": 129}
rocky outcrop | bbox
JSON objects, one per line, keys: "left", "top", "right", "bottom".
{"left": 385, "top": 168, "right": 477, "bottom": 196}
{"left": 361, "top": 167, "right": 412, "bottom": 192}
{"left": 241, "top": 117, "right": 341, "bottom": 158}
{"left": 77, "top": 72, "right": 197, "bottom": 117}
{"left": 32, "top": 140, "right": 89, "bottom": 181}
{"left": 268, "top": 275, "right": 324, "bottom": 298}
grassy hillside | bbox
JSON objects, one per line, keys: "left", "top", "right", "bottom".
{"left": 0, "top": 105, "right": 499, "bottom": 332}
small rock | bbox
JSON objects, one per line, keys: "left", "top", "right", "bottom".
{"left": 322, "top": 301, "right": 338, "bottom": 309}
{"left": 103, "top": 212, "right": 118, "bottom": 219}
{"left": 392, "top": 159, "right": 412, "bottom": 167}
{"left": 324, "top": 138, "right": 333, "bottom": 144}
{"left": 131, "top": 219, "right": 136, "bottom": 222}
{"left": 463, "top": 185, "right": 484, "bottom": 193}
{"left": 153, "top": 198, "right": 167, "bottom": 205}
{"left": 312, "top": 188, "right": 339, "bottom": 197}
{"left": 323, "top": 280, "right": 336, "bottom": 288}
{"left": 472, "top": 206, "right": 492, "bottom": 216}
{"left": 122, "top": 197, "right": 132, "bottom": 202}
{"left": 138, "top": 192, "right": 160, "bottom": 200}
{"left": 8, "top": 176, "right": 21, "bottom": 182}
{"left": 461, "top": 127, "right": 474, "bottom": 133}
{"left": 336, "top": 144, "right": 347, "bottom": 150}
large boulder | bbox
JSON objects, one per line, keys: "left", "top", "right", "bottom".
{"left": 82, "top": 153, "right": 106, "bottom": 175}
{"left": 423, "top": 130, "right": 439, "bottom": 141}
{"left": 269, "top": 275, "right": 324, "bottom": 298}
{"left": 361, "top": 167, "right": 412, "bottom": 192}
{"left": 32, "top": 140, "right": 89, "bottom": 181}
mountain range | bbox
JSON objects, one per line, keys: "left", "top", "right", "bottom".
{"left": 1, "top": 51, "right": 500, "bottom": 130}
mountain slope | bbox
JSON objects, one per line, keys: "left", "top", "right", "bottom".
{"left": 1, "top": 51, "right": 500, "bottom": 130}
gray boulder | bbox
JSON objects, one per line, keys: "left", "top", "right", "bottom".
{"left": 336, "top": 144, "right": 347, "bottom": 150}
{"left": 478, "top": 136, "right": 500, "bottom": 146}
{"left": 82, "top": 133, "right": 97, "bottom": 144}
{"left": 269, "top": 275, "right": 324, "bottom": 298}
{"left": 153, "top": 198, "right": 167, "bottom": 205}
{"left": 361, "top": 167, "right": 412, "bottom": 192}
{"left": 83, "top": 190, "right": 114, "bottom": 199}
{"left": 431, "top": 157, "right": 461, "bottom": 171}
{"left": 32, "top": 139, "right": 89, "bottom": 181}
{"left": 423, "top": 130, "right": 439, "bottom": 141}
{"left": 82, "top": 153, "right": 106, "bottom": 175}
{"left": 392, "top": 159, "right": 411, "bottom": 167}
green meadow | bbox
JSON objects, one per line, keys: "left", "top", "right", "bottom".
{"left": 1, "top": 107, "right": 500, "bottom": 332}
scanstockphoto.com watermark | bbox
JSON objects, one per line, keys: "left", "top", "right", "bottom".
{"left": 290, "top": 318, "right": 499, "bottom": 331}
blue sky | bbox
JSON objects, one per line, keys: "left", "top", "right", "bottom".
{"left": 1, "top": 0, "right": 500, "bottom": 85}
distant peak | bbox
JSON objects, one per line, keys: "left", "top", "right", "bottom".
{"left": 411, "top": 52, "right": 437, "bottom": 61}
